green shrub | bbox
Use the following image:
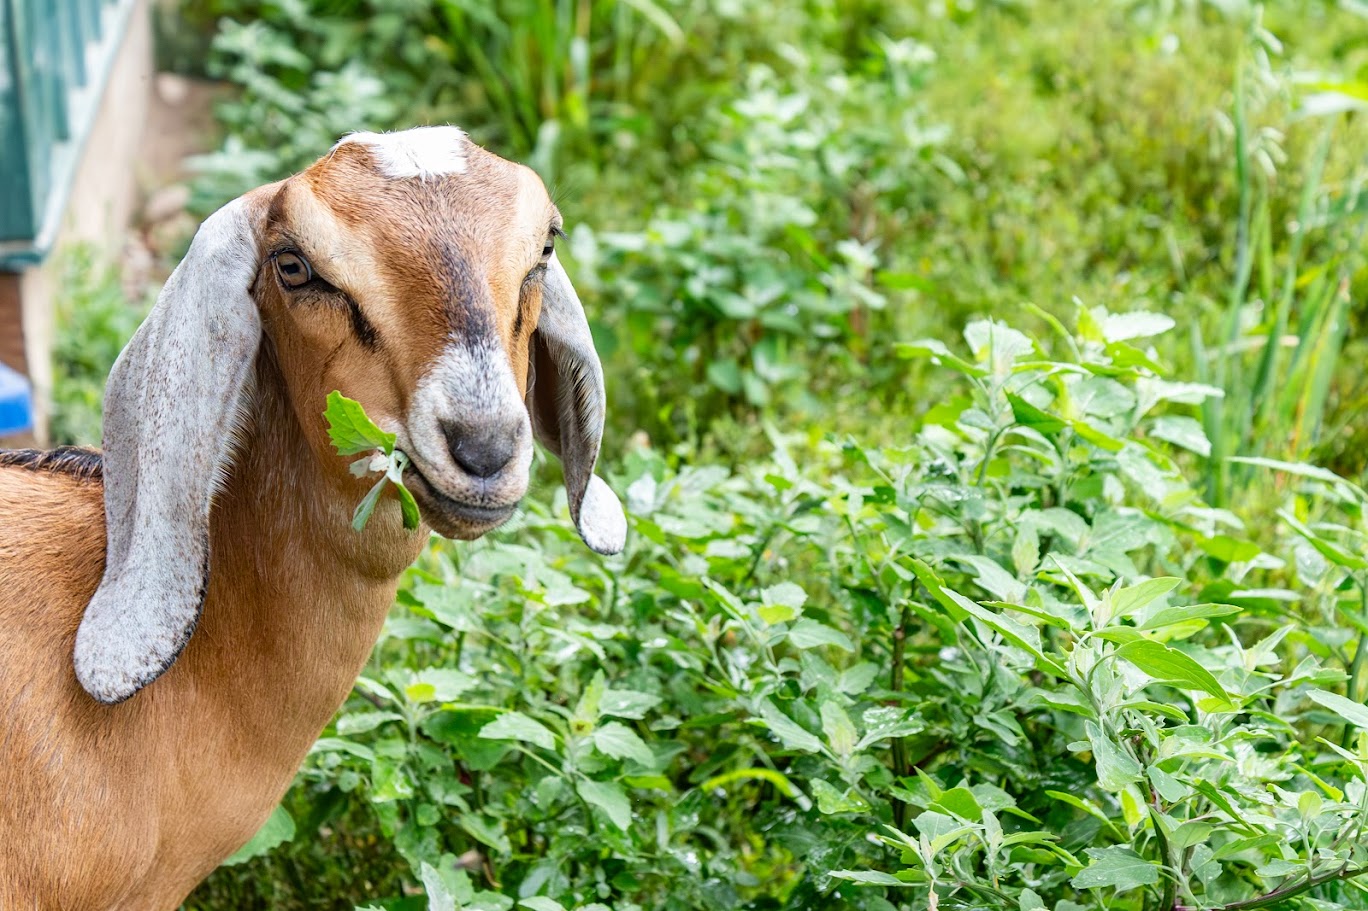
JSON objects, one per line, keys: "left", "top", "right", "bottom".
{"left": 572, "top": 36, "right": 947, "bottom": 443}
{"left": 148, "top": 2, "right": 1368, "bottom": 908}
{"left": 48, "top": 247, "right": 150, "bottom": 447}
{"left": 195, "top": 306, "right": 1368, "bottom": 910}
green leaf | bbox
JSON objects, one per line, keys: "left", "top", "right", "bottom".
{"left": 405, "top": 682, "right": 437, "bottom": 703}
{"left": 1070, "top": 846, "right": 1160, "bottom": 891}
{"left": 409, "top": 668, "right": 477, "bottom": 703}
{"left": 577, "top": 778, "right": 632, "bottom": 831}
{"left": 592, "top": 722, "right": 655, "bottom": 765}
{"left": 932, "top": 787, "right": 983, "bottom": 821}
{"left": 855, "top": 707, "right": 925, "bottom": 751}
{"left": 811, "top": 778, "right": 870, "bottom": 814}
{"left": 1108, "top": 577, "right": 1182, "bottom": 622}
{"left": 1086, "top": 721, "right": 1141, "bottom": 791}
{"left": 461, "top": 814, "right": 512, "bottom": 854}
{"left": 701, "top": 767, "right": 799, "bottom": 798}
{"left": 222, "top": 804, "right": 295, "bottom": 865}
{"left": 397, "top": 482, "right": 421, "bottom": 530}
{"left": 761, "top": 581, "right": 807, "bottom": 612}
{"left": 757, "top": 700, "right": 824, "bottom": 753}
{"left": 352, "top": 477, "right": 388, "bottom": 532}
{"left": 828, "top": 870, "right": 914, "bottom": 886}
{"left": 1071, "top": 419, "right": 1125, "bottom": 452}
{"left": 895, "top": 339, "right": 988, "bottom": 377}
{"left": 1228, "top": 456, "right": 1361, "bottom": 489}
{"left": 573, "top": 671, "right": 606, "bottom": 727}
{"left": 336, "top": 710, "right": 403, "bottom": 735}
{"left": 1307, "top": 689, "right": 1368, "bottom": 729}
{"left": 1196, "top": 534, "right": 1261, "bottom": 563}
{"left": 909, "top": 559, "right": 969, "bottom": 621}
{"left": 1046, "top": 790, "right": 1125, "bottom": 839}
{"left": 310, "top": 737, "right": 376, "bottom": 761}
{"left": 600, "top": 688, "right": 662, "bottom": 719}
{"left": 955, "top": 554, "right": 1027, "bottom": 602}
{"left": 948, "top": 589, "right": 1067, "bottom": 677}
{"left": 1281, "top": 511, "right": 1368, "bottom": 570}
{"left": 1148, "top": 416, "right": 1211, "bottom": 456}
{"left": 820, "top": 701, "right": 858, "bottom": 757}
{"left": 519, "top": 899, "right": 566, "bottom": 911}
{"left": 1100, "top": 310, "right": 1175, "bottom": 342}
{"left": 1007, "top": 392, "right": 1066, "bottom": 434}
{"left": 1115, "top": 640, "right": 1230, "bottom": 704}
{"left": 325, "top": 390, "right": 396, "bottom": 456}
{"left": 788, "top": 619, "right": 854, "bottom": 651}
{"left": 479, "top": 712, "right": 557, "bottom": 751}
{"left": 1139, "top": 602, "right": 1242, "bottom": 630}
{"left": 420, "top": 868, "right": 454, "bottom": 911}
{"left": 757, "top": 603, "right": 797, "bottom": 624}
{"left": 964, "top": 319, "right": 1035, "bottom": 365}
{"left": 327, "top": 393, "right": 421, "bottom": 532}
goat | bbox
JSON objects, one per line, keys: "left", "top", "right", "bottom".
{"left": 0, "top": 126, "right": 626, "bottom": 909}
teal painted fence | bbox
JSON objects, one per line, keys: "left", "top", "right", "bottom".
{"left": 1, "top": 0, "right": 134, "bottom": 262}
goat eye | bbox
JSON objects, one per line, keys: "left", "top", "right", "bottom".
{"left": 274, "top": 251, "right": 313, "bottom": 289}
{"left": 542, "top": 237, "right": 554, "bottom": 260}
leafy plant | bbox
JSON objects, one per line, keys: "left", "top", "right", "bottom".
{"left": 325, "top": 391, "right": 421, "bottom": 532}
{"left": 198, "top": 307, "right": 1368, "bottom": 910}
{"left": 48, "top": 246, "right": 151, "bottom": 446}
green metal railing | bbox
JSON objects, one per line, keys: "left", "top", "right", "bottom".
{"left": 1, "top": 0, "right": 136, "bottom": 267}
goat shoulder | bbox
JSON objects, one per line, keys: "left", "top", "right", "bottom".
{"left": 0, "top": 460, "right": 163, "bottom": 908}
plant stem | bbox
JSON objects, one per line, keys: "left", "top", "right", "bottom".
{"left": 1149, "top": 801, "right": 1177, "bottom": 911}
{"left": 891, "top": 604, "right": 912, "bottom": 830}
{"left": 1343, "top": 575, "right": 1368, "bottom": 748}
{"left": 1175, "top": 863, "right": 1368, "bottom": 911}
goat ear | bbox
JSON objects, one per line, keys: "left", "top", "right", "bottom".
{"left": 527, "top": 252, "right": 626, "bottom": 555}
{"left": 74, "top": 195, "right": 265, "bottom": 704}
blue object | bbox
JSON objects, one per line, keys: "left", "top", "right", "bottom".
{"left": 0, "top": 362, "right": 33, "bottom": 436}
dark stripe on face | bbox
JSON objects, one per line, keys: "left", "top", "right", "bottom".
{"left": 439, "top": 244, "right": 495, "bottom": 338}
{"left": 512, "top": 289, "right": 528, "bottom": 340}
{"left": 346, "top": 296, "right": 379, "bottom": 348}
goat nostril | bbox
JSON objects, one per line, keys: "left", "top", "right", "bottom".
{"left": 442, "top": 421, "right": 517, "bottom": 480}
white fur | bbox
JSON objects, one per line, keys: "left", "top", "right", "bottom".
{"left": 75, "top": 197, "right": 263, "bottom": 704}
{"left": 405, "top": 339, "right": 533, "bottom": 507}
{"left": 335, "top": 126, "right": 468, "bottom": 180}
{"left": 578, "top": 474, "right": 627, "bottom": 555}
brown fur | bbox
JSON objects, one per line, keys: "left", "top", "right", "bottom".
{"left": 0, "top": 135, "right": 559, "bottom": 908}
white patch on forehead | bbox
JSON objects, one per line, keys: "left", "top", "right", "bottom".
{"left": 335, "top": 126, "right": 469, "bottom": 180}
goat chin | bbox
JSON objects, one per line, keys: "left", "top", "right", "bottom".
{"left": 0, "top": 125, "right": 627, "bottom": 909}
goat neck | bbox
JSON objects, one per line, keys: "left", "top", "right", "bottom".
{"left": 131, "top": 349, "right": 425, "bottom": 898}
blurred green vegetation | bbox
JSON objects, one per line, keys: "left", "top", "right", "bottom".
{"left": 48, "top": 0, "right": 1368, "bottom": 909}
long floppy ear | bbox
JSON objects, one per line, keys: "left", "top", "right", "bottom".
{"left": 74, "top": 196, "right": 265, "bottom": 704}
{"left": 527, "top": 252, "right": 627, "bottom": 555}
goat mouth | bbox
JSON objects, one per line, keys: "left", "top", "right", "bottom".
{"left": 405, "top": 460, "right": 518, "bottom": 537}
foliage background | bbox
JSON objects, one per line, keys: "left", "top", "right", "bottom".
{"left": 48, "top": 0, "right": 1368, "bottom": 908}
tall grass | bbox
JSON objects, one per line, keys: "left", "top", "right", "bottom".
{"left": 1197, "top": 64, "right": 1368, "bottom": 506}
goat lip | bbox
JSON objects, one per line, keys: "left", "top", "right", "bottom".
{"left": 405, "top": 461, "right": 518, "bottom": 535}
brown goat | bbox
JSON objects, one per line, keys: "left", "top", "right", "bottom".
{"left": 0, "top": 127, "right": 624, "bottom": 909}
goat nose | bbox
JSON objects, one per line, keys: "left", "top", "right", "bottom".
{"left": 442, "top": 420, "right": 518, "bottom": 479}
